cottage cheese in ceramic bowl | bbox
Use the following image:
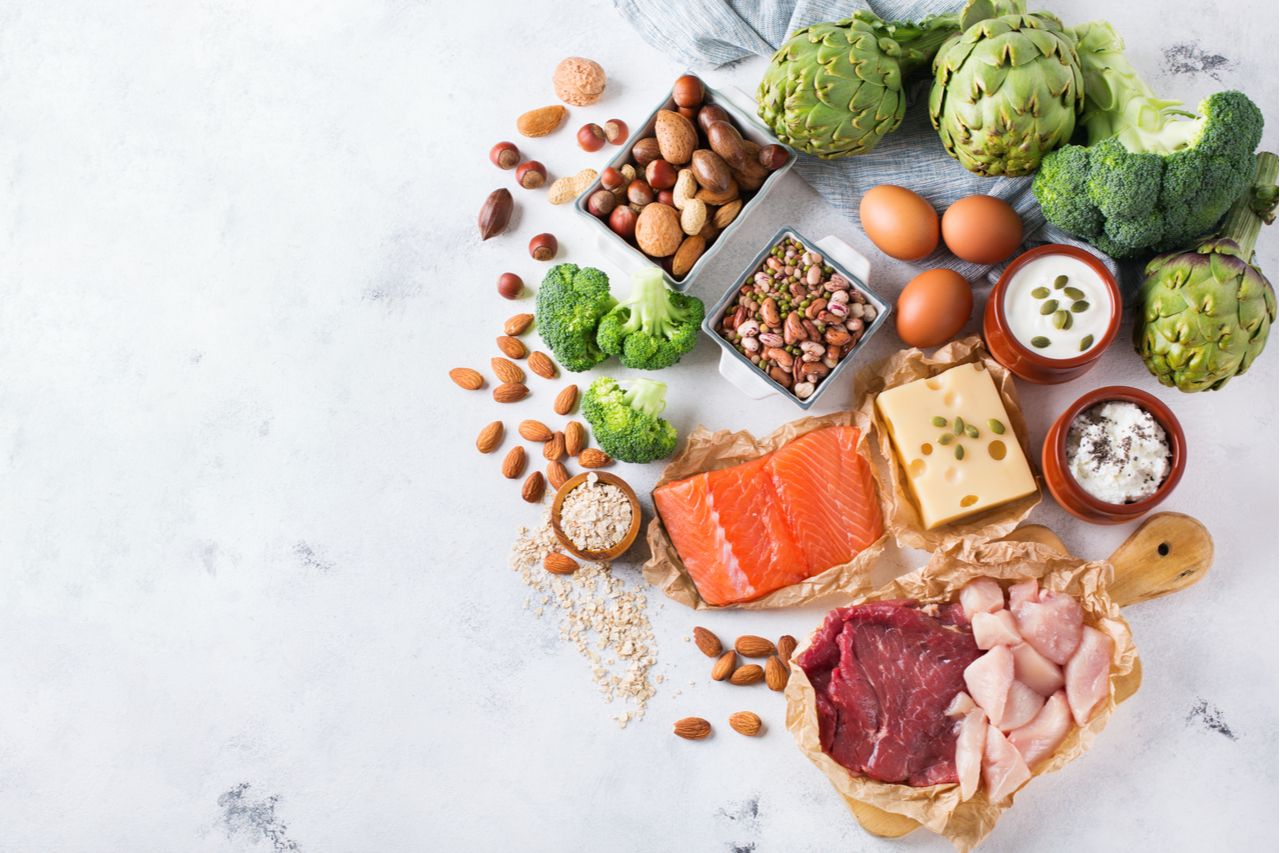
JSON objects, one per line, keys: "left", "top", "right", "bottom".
{"left": 1066, "top": 402, "right": 1171, "bottom": 504}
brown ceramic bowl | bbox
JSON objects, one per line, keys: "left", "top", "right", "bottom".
{"left": 549, "top": 471, "right": 642, "bottom": 561}
{"left": 983, "top": 245, "right": 1122, "bottom": 384}
{"left": 1041, "top": 386, "right": 1186, "bottom": 525}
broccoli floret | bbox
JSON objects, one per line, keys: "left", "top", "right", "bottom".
{"left": 1033, "top": 21, "right": 1265, "bottom": 259}
{"left": 595, "top": 267, "right": 705, "bottom": 370}
{"left": 534, "top": 264, "right": 617, "bottom": 373}
{"left": 580, "top": 376, "right": 678, "bottom": 464}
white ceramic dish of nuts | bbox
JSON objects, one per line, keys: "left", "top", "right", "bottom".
{"left": 704, "top": 228, "right": 892, "bottom": 409}
{"left": 572, "top": 74, "right": 796, "bottom": 292}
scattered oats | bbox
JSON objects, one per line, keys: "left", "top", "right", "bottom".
{"left": 535, "top": 608, "right": 543, "bottom": 617}
{"left": 683, "top": 636, "right": 690, "bottom": 642}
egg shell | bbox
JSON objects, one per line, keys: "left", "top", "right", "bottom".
{"left": 896, "top": 268, "right": 974, "bottom": 348}
{"left": 942, "top": 195, "right": 1024, "bottom": 265}
{"left": 859, "top": 185, "right": 940, "bottom": 261}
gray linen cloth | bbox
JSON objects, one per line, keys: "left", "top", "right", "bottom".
{"left": 612, "top": 0, "right": 1144, "bottom": 302}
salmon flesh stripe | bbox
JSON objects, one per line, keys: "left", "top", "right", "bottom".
{"left": 654, "top": 426, "right": 884, "bottom": 605}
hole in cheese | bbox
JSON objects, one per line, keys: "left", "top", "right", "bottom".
{"left": 960, "top": 495, "right": 979, "bottom": 508}
{"left": 943, "top": 390, "right": 958, "bottom": 408}
{"left": 921, "top": 443, "right": 933, "bottom": 456}
{"left": 908, "top": 459, "right": 927, "bottom": 479}
{"left": 925, "top": 377, "right": 943, "bottom": 391}
{"left": 944, "top": 466, "right": 960, "bottom": 484}
{"left": 988, "top": 439, "right": 1007, "bottom": 461}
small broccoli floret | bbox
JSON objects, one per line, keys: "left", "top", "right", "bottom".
{"left": 534, "top": 264, "right": 617, "bottom": 373}
{"left": 1085, "top": 138, "right": 1162, "bottom": 221}
{"left": 580, "top": 376, "right": 678, "bottom": 464}
{"left": 596, "top": 267, "right": 705, "bottom": 370}
{"left": 1032, "top": 145, "right": 1103, "bottom": 238}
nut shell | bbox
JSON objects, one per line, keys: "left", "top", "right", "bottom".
{"left": 654, "top": 110, "right": 697, "bottom": 166}
{"left": 631, "top": 138, "right": 662, "bottom": 170}
{"left": 552, "top": 57, "right": 606, "bottom": 107}
{"left": 691, "top": 149, "right": 732, "bottom": 194}
{"left": 479, "top": 188, "right": 514, "bottom": 240}
{"left": 635, "top": 203, "right": 683, "bottom": 258}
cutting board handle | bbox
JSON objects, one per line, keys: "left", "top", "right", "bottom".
{"left": 1105, "top": 512, "right": 1213, "bottom": 607}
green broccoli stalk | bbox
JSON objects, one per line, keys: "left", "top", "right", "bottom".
{"left": 580, "top": 376, "right": 678, "bottom": 464}
{"left": 596, "top": 267, "right": 705, "bottom": 370}
{"left": 1032, "top": 20, "right": 1264, "bottom": 258}
{"left": 534, "top": 264, "right": 617, "bottom": 373}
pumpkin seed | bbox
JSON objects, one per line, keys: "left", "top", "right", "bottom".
{"left": 1064, "top": 286, "right": 1085, "bottom": 300}
{"left": 953, "top": 417, "right": 964, "bottom": 435}
{"left": 1071, "top": 300, "right": 1090, "bottom": 313}
{"left": 931, "top": 416, "right": 948, "bottom": 427}
{"left": 965, "top": 424, "right": 979, "bottom": 439}
{"left": 1039, "top": 300, "right": 1059, "bottom": 315}
{"left": 1031, "top": 286, "right": 1050, "bottom": 299}
{"left": 1053, "top": 275, "right": 1068, "bottom": 290}
{"left": 938, "top": 433, "right": 954, "bottom": 445}
{"left": 988, "top": 419, "right": 1006, "bottom": 434}
{"left": 954, "top": 445, "right": 965, "bottom": 460}
{"left": 1031, "top": 336, "right": 1051, "bottom": 348}
{"left": 1079, "top": 334, "right": 1094, "bottom": 352}
{"left": 1053, "top": 309, "right": 1074, "bottom": 330}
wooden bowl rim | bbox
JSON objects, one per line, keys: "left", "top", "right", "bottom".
{"left": 549, "top": 471, "right": 642, "bottom": 561}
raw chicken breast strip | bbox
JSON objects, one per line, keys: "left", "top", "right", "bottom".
{"left": 1065, "top": 626, "right": 1114, "bottom": 726}
{"left": 997, "top": 679, "right": 1046, "bottom": 732}
{"left": 982, "top": 725, "right": 1032, "bottom": 802}
{"left": 1008, "top": 689, "right": 1072, "bottom": 769}
{"left": 954, "top": 708, "right": 988, "bottom": 801}
{"left": 1011, "top": 641, "right": 1066, "bottom": 696}
{"left": 972, "top": 610, "right": 1021, "bottom": 649}
{"left": 960, "top": 577, "right": 1004, "bottom": 619}
{"left": 964, "top": 644, "right": 1014, "bottom": 724}
{"left": 1011, "top": 584, "right": 1084, "bottom": 665}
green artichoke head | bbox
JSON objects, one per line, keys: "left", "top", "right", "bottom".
{"left": 929, "top": 0, "right": 1083, "bottom": 176}
{"left": 757, "top": 10, "right": 961, "bottom": 159}
{"left": 1135, "top": 238, "right": 1276, "bottom": 391}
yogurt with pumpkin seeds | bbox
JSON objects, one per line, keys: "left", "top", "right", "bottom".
{"left": 1002, "top": 254, "right": 1113, "bottom": 360}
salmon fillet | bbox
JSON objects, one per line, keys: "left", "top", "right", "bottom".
{"left": 653, "top": 427, "right": 884, "bottom": 606}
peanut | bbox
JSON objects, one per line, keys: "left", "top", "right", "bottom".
{"left": 672, "top": 169, "right": 698, "bottom": 211}
{"left": 548, "top": 168, "right": 599, "bottom": 205}
{"left": 680, "top": 198, "right": 707, "bottom": 236}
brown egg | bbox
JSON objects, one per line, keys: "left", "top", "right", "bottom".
{"left": 859, "top": 185, "right": 940, "bottom": 261}
{"left": 896, "top": 269, "right": 974, "bottom": 348}
{"left": 942, "top": 195, "right": 1024, "bottom": 264}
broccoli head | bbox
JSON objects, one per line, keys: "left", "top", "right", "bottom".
{"left": 534, "top": 264, "right": 617, "bottom": 373}
{"left": 1033, "top": 20, "right": 1264, "bottom": 258}
{"left": 596, "top": 267, "right": 705, "bottom": 370}
{"left": 580, "top": 376, "right": 678, "bottom": 464}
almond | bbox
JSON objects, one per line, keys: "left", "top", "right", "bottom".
{"left": 693, "top": 627, "right": 722, "bottom": 658}
{"left": 521, "top": 471, "right": 545, "bottom": 503}
{"left": 635, "top": 203, "right": 683, "bottom": 258}
{"left": 491, "top": 357, "right": 524, "bottom": 385}
{"left": 518, "top": 420, "right": 553, "bottom": 442}
{"left": 504, "top": 313, "right": 535, "bottom": 336}
{"left": 695, "top": 182, "right": 739, "bottom": 205}
{"left": 564, "top": 421, "right": 586, "bottom": 457}
{"left": 449, "top": 368, "right": 484, "bottom": 390}
{"left": 729, "top": 664, "right": 764, "bottom": 686}
{"left": 713, "top": 198, "right": 744, "bottom": 229}
{"left": 517, "top": 105, "right": 567, "bottom": 138}
{"left": 546, "top": 461, "right": 569, "bottom": 491}
{"left": 476, "top": 421, "right": 503, "bottom": 454}
{"left": 501, "top": 446, "right": 526, "bottom": 479}
{"left": 765, "top": 655, "right": 789, "bottom": 692}
{"left": 735, "top": 635, "right": 776, "bottom": 658}
{"left": 496, "top": 335, "right": 528, "bottom": 359}
{"left": 777, "top": 634, "right": 798, "bottom": 662}
{"left": 543, "top": 431, "right": 566, "bottom": 462}
{"left": 672, "top": 234, "right": 706, "bottom": 278}
{"left": 553, "top": 384, "right": 578, "bottom": 416}
{"left": 493, "top": 383, "right": 529, "bottom": 403}
{"left": 578, "top": 448, "right": 611, "bottom": 469}
{"left": 544, "top": 552, "right": 578, "bottom": 575}
{"left": 654, "top": 109, "right": 697, "bottom": 165}
{"left": 673, "top": 717, "right": 711, "bottom": 740}
{"left": 527, "top": 351, "right": 557, "bottom": 380}
{"left": 728, "top": 711, "right": 762, "bottom": 737}
{"left": 711, "top": 650, "right": 737, "bottom": 681}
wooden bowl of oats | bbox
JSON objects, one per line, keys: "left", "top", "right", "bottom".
{"left": 549, "top": 472, "right": 641, "bottom": 562}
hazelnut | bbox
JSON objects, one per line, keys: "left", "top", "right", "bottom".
{"left": 600, "top": 167, "right": 625, "bottom": 190}
{"left": 552, "top": 57, "right": 607, "bottom": 107}
{"left": 758, "top": 144, "right": 789, "bottom": 171}
{"left": 604, "top": 119, "right": 629, "bottom": 145}
{"left": 632, "top": 138, "right": 662, "bottom": 170}
{"left": 489, "top": 141, "right": 520, "bottom": 170}
{"left": 627, "top": 180, "right": 655, "bottom": 206}
{"left": 587, "top": 189, "right": 617, "bottom": 218}
{"left": 577, "top": 123, "right": 607, "bottom": 153}
{"left": 529, "top": 233, "right": 558, "bottom": 262}
{"left": 516, "top": 160, "right": 547, "bottom": 189}
{"left": 609, "top": 206, "right": 638, "bottom": 241}
{"left": 656, "top": 189, "right": 675, "bottom": 207}
{"left": 677, "top": 106, "right": 698, "bottom": 120}
{"left": 672, "top": 75, "right": 705, "bottom": 110}
{"left": 646, "top": 159, "right": 676, "bottom": 191}
{"left": 497, "top": 273, "right": 524, "bottom": 300}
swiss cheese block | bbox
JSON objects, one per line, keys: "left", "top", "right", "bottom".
{"left": 875, "top": 363, "right": 1037, "bottom": 529}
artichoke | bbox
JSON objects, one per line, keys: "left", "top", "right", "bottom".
{"left": 1135, "top": 152, "right": 1278, "bottom": 391}
{"left": 757, "top": 10, "right": 961, "bottom": 159}
{"left": 929, "top": 0, "right": 1082, "bottom": 176}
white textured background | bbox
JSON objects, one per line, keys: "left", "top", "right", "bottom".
{"left": 0, "top": 1, "right": 1275, "bottom": 850}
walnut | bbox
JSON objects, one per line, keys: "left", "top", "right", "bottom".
{"left": 553, "top": 57, "right": 607, "bottom": 107}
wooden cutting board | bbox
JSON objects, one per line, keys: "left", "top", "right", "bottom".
{"left": 844, "top": 511, "right": 1215, "bottom": 839}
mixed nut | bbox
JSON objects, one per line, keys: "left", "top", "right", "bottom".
{"left": 716, "top": 236, "right": 878, "bottom": 400}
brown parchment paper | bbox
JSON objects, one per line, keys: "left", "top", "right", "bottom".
{"left": 641, "top": 410, "right": 889, "bottom": 610}
{"left": 784, "top": 538, "right": 1139, "bottom": 853}
{"left": 853, "top": 336, "right": 1042, "bottom": 552}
